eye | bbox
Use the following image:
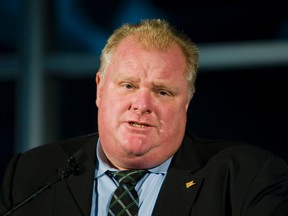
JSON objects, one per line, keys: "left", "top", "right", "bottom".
{"left": 122, "top": 83, "right": 134, "bottom": 90}
{"left": 158, "top": 90, "right": 172, "bottom": 97}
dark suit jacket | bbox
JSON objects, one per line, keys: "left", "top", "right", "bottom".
{"left": 1, "top": 132, "right": 288, "bottom": 216}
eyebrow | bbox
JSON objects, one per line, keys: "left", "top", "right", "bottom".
{"left": 116, "top": 74, "right": 140, "bottom": 83}
{"left": 152, "top": 82, "right": 180, "bottom": 94}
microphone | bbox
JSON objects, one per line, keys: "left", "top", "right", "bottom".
{"left": 61, "top": 150, "right": 87, "bottom": 179}
{"left": 1, "top": 151, "right": 87, "bottom": 216}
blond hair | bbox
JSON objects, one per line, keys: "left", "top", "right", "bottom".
{"left": 99, "top": 19, "right": 199, "bottom": 97}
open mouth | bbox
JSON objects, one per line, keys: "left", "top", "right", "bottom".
{"left": 129, "top": 122, "right": 149, "bottom": 128}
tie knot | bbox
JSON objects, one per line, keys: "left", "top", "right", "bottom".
{"left": 107, "top": 170, "right": 147, "bottom": 185}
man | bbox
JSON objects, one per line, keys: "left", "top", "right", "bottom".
{"left": 1, "top": 19, "right": 288, "bottom": 216}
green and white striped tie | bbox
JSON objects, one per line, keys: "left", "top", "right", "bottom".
{"left": 106, "top": 170, "right": 147, "bottom": 216}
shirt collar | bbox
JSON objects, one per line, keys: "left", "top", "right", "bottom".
{"left": 95, "top": 139, "right": 172, "bottom": 178}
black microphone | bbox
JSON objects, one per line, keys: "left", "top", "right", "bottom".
{"left": 1, "top": 151, "right": 87, "bottom": 216}
{"left": 61, "top": 150, "right": 87, "bottom": 179}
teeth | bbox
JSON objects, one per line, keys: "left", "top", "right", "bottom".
{"left": 130, "top": 122, "right": 147, "bottom": 128}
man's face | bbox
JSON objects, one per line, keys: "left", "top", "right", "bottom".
{"left": 96, "top": 36, "right": 191, "bottom": 170}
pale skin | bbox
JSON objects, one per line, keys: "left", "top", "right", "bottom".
{"left": 96, "top": 35, "right": 192, "bottom": 170}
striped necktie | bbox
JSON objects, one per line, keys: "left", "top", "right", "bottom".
{"left": 106, "top": 170, "right": 147, "bottom": 216}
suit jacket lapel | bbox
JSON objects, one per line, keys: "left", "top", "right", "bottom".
{"left": 65, "top": 135, "right": 97, "bottom": 216}
{"left": 153, "top": 168, "right": 203, "bottom": 216}
{"left": 152, "top": 133, "right": 206, "bottom": 216}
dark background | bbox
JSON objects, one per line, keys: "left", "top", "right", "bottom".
{"left": 1, "top": 1, "right": 288, "bottom": 180}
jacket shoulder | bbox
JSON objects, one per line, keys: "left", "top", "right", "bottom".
{"left": 19, "top": 132, "right": 99, "bottom": 159}
{"left": 179, "top": 132, "right": 286, "bottom": 169}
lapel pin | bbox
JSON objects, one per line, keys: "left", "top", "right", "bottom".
{"left": 186, "top": 180, "right": 196, "bottom": 189}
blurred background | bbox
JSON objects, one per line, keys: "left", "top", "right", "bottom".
{"left": 1, "top": 0, "right": 288, "bottom": 180}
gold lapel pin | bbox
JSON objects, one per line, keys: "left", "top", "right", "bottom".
{"left": 186, "top": 180, "right": 196, "bottom": 189}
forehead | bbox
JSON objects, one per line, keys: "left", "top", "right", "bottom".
{"left": 111, "top": 36, "right": 187, "bottom": 72}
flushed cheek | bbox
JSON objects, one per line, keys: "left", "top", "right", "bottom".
{"left": 99, "top": 103, "right": 124, "bottom": 133}
{"left": 158, "top": 112, "right": 186, "bottom": 143}
{"left": 159, "top": 107, "right": 185, "bottom": 127}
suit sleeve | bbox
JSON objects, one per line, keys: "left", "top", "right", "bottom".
{"left": 0, "top": 154, "right": 21, "bottom": 215}
{"left": 242, "top": 155, "right": 288, "bottom": 216}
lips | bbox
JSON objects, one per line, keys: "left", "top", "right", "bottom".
{"left": 129, "top": 121, "right": 150, "bottom": 128}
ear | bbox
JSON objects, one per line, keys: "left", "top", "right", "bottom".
{"left": 185, "top": 96, "right": 192, "bottom": 111}
{"left": 95, "top": 72, "right": 102, "bottom": 107}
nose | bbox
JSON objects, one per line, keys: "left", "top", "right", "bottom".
{"left": 130, "top": 90, "right": 152, "bottom": 115}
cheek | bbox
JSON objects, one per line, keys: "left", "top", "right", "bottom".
{"left": 159, "top": 104, "right": 187, "bottom": 126}
{"left": 99, "top": 97, "right": 121, "bottom": 118}
{"left": 98, "top": 93, "right": 129, "bottom": 127}
{"left": 157, "top": 106, "right": 188, "bottom": 141}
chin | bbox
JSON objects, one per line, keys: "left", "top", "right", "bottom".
{"left": 123, "top": 146, "right": 148, "bottom": 157}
